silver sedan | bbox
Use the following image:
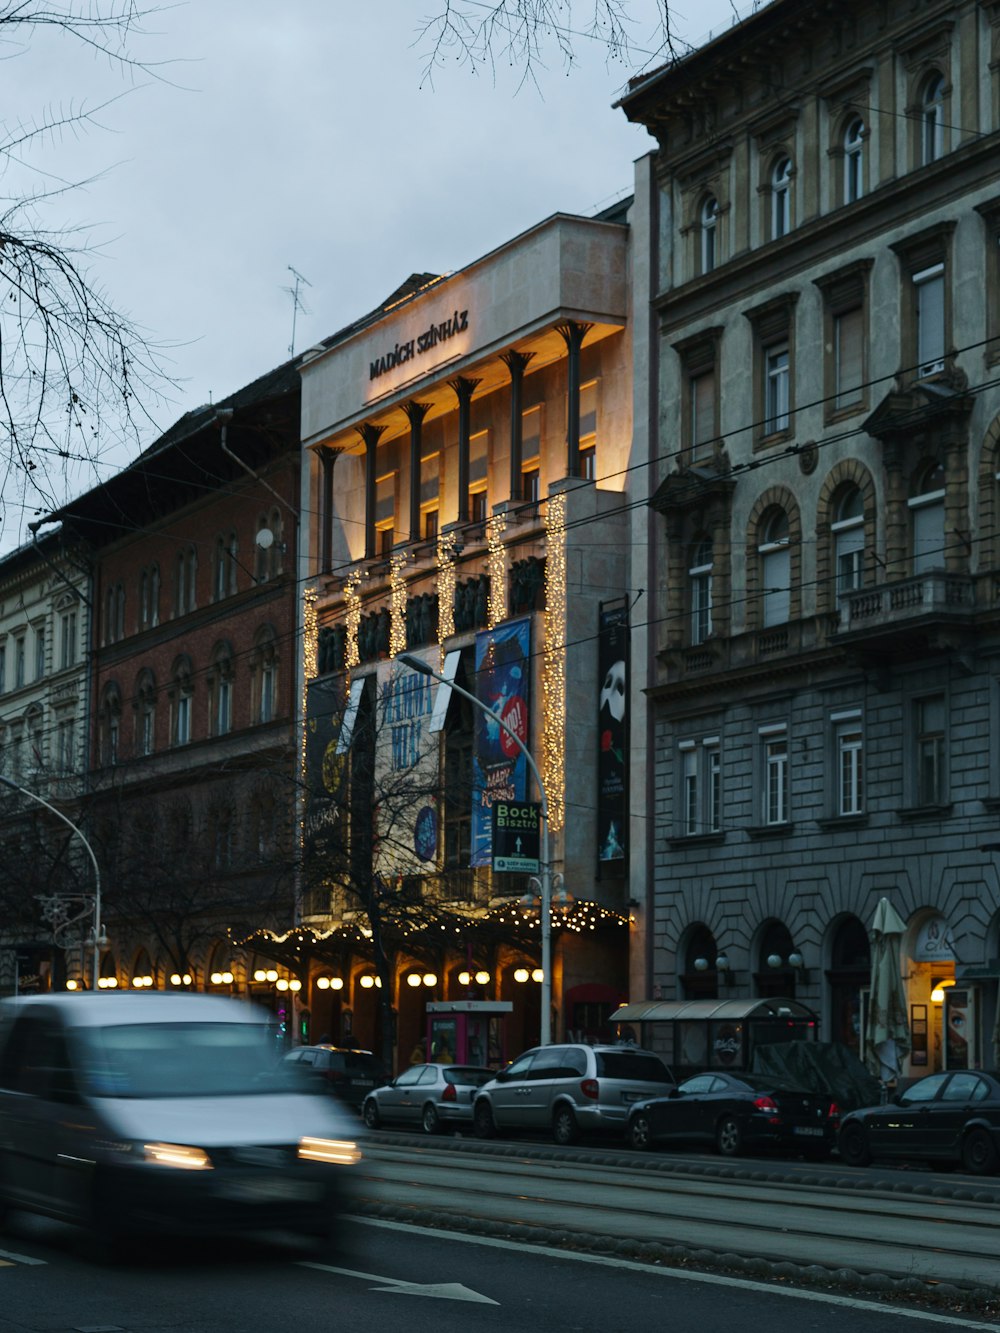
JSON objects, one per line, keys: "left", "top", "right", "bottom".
{"left": 362, "top": 1063, "right": 495, "bottom": 1134}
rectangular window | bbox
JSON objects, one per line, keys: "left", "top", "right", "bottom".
{"left": 218, "top": 678, "right": 232, "bottom": 736}
{"left": 0, "top": 645, "right": 6, "bottom": 693}
{"left": 833, "top": 713, "right": 864, "bottom": 816}
{"left": 176, "top": 694, "right": 191, "bottom": 746}
{"left": 914, "top": 263, "right": 945, "bottom": 376}
{"left": 834, "top": 306, "right": 864, "bottom": 410}
{"left": 57, "top": 718, "right": 75, "bottom": 774}
{"left": 764, "top": 343, "right": 790, "bottom": 434}
{"left": 470, "top": 488, "right": 488, "bottom": 525}
{"left": 141, "top": 707, "right": 154, "bottom": 756}
{"left": 14, "top": 638, "right": 25, "bottom": 689}
{"left": 423, "top": 507, "right": 439, "bottom": 541}
{"left": 34, "top": 627, "right": 45, "bottom": 681}
{"left": 761, "top": 726, "right": 789, "bottom": 825}
{"left": 579, "top": 380, "right": 597, "bottom": 479}
{"left": 760, "top": 543, "right": 791, "bottom": 628}
{"left": 679, "top": 738, "right": 721, "bottom": 836}
{"left": 60, "top": 611, "right": 77, "bottom": 669}
{"left": 522, "top": 406, "right": 541, "bottom": 505}
{"left": 522, "top": 463, "right": 540, "bottom": 505}
{"left": 260, "top": 664, "right": 275, "bottom": 723}
{"left": 915, "top": 694, "right": 946, "bottom": 805}
{"left": 375, "top": 472, "right": 395, "bottom": 554}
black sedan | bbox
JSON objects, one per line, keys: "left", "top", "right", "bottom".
{"left": 625, "top": 1071, "right": 838, "bottom": 1158}
{"left": 838, "top": 1069, "right": 1000, "bottom": 1175}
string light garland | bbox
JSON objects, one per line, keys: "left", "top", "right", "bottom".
{"left": 542, "top": 490, "right": 567, "bottom": 832}
{"left": 486, "top": 511, "right": 507, "bottom": 629}
{"left": 436, "top": 530, "right": 457, "bottom": 664}
{"left": 345, "top": 569, "right": 363, "bottom": 675}
{"left": 298, "top": 587, "right": 319, "bottom": 898}
{"left": 389, "top": 551, "right": 408, "bottom": 659}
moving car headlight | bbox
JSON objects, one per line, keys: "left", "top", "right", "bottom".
{"left": 142, "top": 1142, "right": 213, "bottom": 1170}
{"left": 298, "top": 1136, "right": 361, "bottom": 1165}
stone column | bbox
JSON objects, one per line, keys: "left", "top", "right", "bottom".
{"left": 450, "top": 377, "right": 480, "bottom": 523}
{"left": 317, "top": 446, "right": 339, "bottom": 574}
{"left": 501, "top": 350, "right": 534, "bottom": 502}
{"left": 356, "top": 423, "right": 386, "bottom": 561}
{"left": 557, "top": 321, "right": 592, "bottom": 477}
{"left": 403, "top": 401, "right": 432, "bottom": 543}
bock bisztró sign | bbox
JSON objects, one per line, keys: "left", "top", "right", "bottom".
{"left": 369, "top": 309, "right": 469, "bottom": 381}
{"left": 492, "top": 801, "right": 541, "bottom": 874}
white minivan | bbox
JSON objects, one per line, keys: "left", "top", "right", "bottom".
{"left": 0, "top": 992, "right": 361, "bottom": 1255}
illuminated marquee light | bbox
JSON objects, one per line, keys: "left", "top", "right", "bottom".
{"left": 436, "top": 530, "right": 457, "bottom": 664}
{"left": 486, "top": 512, "right": 507, "bottom": 630}
{"left": 345, "top": 570, "right": 363, "bottom": 675}
{"left": 542, "top": 491, "right": 567, "bottom": 832}
{"left": 389, "top": 552, "right": 408, "bottom": 659}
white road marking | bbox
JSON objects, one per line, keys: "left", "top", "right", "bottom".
{"left": 0, "top": 1247, "right": 46, "bottom": 1266}
{"left": 299, "top": 1260, "right": 498, "bottom": 1304}
{"left": 348, "top": 1215, "right": 998, "bottom": 1330}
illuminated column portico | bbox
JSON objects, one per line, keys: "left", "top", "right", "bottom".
{"left": 403, "top": 401, "right": 431, "bottom": 543}
{"left": 557, "top": 321, "right": 592, "bottom": 478}
{"left": 357, "top": 422, "right": 387, "bottom": 560}
{"left": 450, "top": 377, "right": 480, "bottom": 524}
{"left": 501, "top": 349, "right": 534, "bottom": 502}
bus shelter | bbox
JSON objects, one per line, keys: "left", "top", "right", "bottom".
{"left": 610, "top": 997, "right": 818, "bottom": 1079}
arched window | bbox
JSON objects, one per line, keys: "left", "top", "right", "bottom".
{"left": 170, "top": 655, "right": 194, "bottom": 746}
{"left": 771, "top": 157, "right": 792, "bottom": 239}
{"left": 909, "top": 461, "right": 946, "bottom": 574}
{"left": 99, "top": 683, "right": 121, "bottom": 766}
{"left": 214, "top": 536, "right": 227, "bottom": 602}
{"left": 832, "top": 484, "right": 865, "bottom": 599}
{"left": 829, "top": 915, "right": 870, "bottom": 1054}
{"left": 758, "top": 509, "right": 791, "bottom": 627}
{"left": 683, "top": 925, "right": 719, "bottom": 1003}
{"left": 920, "top": 72, "right": 945, "bottom": 165}
{"left": 176, "top": 546, "right": 197, "bottom": 616}
{"left": 209, "top": 641, "right": 234, "bottom": 737}
{"left": 689, "top": 537, "right": 713, "bottom": 645}
{"left": 700, "top": 195, "right": 719, "bottom": 274}
{"left": 136, "top": 668, "right": 156, "bottom": 757}
{"left": 252, "top": 626, "right": 278, "bottom": 724}
{"left": 844, "top": 119, "right": 864, "bottom": 203}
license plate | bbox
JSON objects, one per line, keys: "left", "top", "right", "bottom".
{"left": 793, "top": 1126, "right": 823, "bottom": 1137}
{"left": 217, "top": 1176, "right": 323, "bottom": 1202}
{"left": 351, "top": 1078, "right": 374, "bottom": 1087}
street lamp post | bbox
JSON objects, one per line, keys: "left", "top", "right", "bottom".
{"left": 0, "top": 774, "right": 104, "bottom": 990}
{"left": 397, "top": 652, "right": 554, "bottom": 1046}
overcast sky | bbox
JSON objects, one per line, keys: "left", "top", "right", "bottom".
{"left": 3, "top": 0, "right": 747, "bottom": 548}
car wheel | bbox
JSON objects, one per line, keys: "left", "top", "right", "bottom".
{"left": 961, "top": 1127, "right": 999, "bottom": 1176}
{"left": 473, "top": 1100, "right": 496, "bottom": 1139}
{"left": 552, "top": 1105, "right": 579, "bottom": 1147}
{"left": 838, "top": 1121, "right": 871, "bottom": 1168}
{"left": 628, "top": 1113, "right": 653, "bottom": 1152}
{"left": 362, "top": 1098, "right": 381, "bottom": 1130}
{"left": 421, "top": 1103, "right": 441, "bottom": 1135}
{"left": 715, "top": 1114, "right": 743, "bottom": 1157}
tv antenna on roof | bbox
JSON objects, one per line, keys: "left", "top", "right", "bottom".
{"left": 284, "top": 265, "right": 312, "bottom": 357}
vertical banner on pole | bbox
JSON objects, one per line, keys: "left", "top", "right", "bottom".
{"left": 597, "top": 600, "right": 628, "bottom": 863}
{"left": 470, "top": 617, "right": 532, "bottom": 867}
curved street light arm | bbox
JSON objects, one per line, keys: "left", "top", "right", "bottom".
{"left": 0, "top": 774, "right": 103, "bottom": 990}
{"left": 397, "top": 651, "right": 552, "bottom": 1045}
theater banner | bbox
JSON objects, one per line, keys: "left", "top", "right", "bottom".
{"left": 471, "top": 617, "right": 532, "bottom": 868}
{"left": 597, "top": 600, "right": 628, "bottom": 863}
{"left": 374, "top": 653, "right": 440, "bottom": 878}
{"left": 304, "top": 675, "right": 350, "bottom": 862}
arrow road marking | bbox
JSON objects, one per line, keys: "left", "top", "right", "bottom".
{"left": 300, "top": 1261, "right": 499, "bottom": 1305}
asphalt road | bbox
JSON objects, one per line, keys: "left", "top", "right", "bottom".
{"left": 0, "top": 1210, "right": 996, "bottom": 1333}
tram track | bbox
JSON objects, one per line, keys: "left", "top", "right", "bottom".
{"left": 354, "top": 1137, "right": 1000, "bottom": 1290}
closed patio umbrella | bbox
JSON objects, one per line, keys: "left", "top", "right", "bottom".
{"left": 865, "top": 898, "right": 910, "bottom": 1084}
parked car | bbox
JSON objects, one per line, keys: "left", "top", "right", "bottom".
{"left": 362, "top": 1063, "right": 494, "bottom": 1134}
{"left": 838, "top": 1069, "right": 1000, "bottom": 1175}
{"left": 473, "top": 1043, "right": 675, "bottom": 1146}
{"left": 625, "top": 1071, "right": 839, "bottom": 1159}
{"left": 0, "top": 993, "right": 362, "bottom": 1257}
{"left": 283, "top": 1044, "right": 388, "bottom": 1111}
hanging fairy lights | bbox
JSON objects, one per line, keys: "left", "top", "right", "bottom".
{"left": 345, "top": 569, "right": 363, "bottom": 675}
{"left": 486, "top": 511, "right": 507, "bottom": 629}
{"left": 437, "top": 529, "right": 457, "bottom": 662}
{"left": 389, "top": 551, "right": 408, "bottom": 659}
{"left": 542, "top": 490, "right": 567, "bottom": 832}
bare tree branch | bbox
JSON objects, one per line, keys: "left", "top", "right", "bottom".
{"left": 0, "top": 2, "right": 174, "bottom": 545}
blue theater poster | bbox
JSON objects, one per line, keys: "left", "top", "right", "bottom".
{"left": 470, "top": 617, "right": 531, "bottom": 868}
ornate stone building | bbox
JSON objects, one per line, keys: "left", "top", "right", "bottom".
{"left": 619, "top": 0, "right": 1000, "bottom": 1075}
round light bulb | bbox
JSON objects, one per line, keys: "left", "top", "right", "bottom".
{"left": 289, "top": 979, "right": 302, "bottom": 992}
{"left": 275, "top": 978, "right": 289, "bottom": 991}
{"left": 514, "top": 968, "right": 529, "bottom": 983}
{"left": 408, "top": 973, "right": 423, "bottom": 988}
{"left": 458, "top": 971, "right": 471, "bottom": 986}
{"left": 316, "top": 976, "right": 331, "bottom": 990}
{"left": 475, "top": 970, "right": 490, "bottom": 985}
{"left": 330, "top": 977, "right": 344, "bottom": 990}
{"left": 531, "top": 968, "right": 544, "bottom": 983}
{"left": 422, "top": 973, "right": 437, "bottom": 987}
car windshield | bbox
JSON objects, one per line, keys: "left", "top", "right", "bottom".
{"left": 75, "top": 1022, "right": 296, "bottom": 1099}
